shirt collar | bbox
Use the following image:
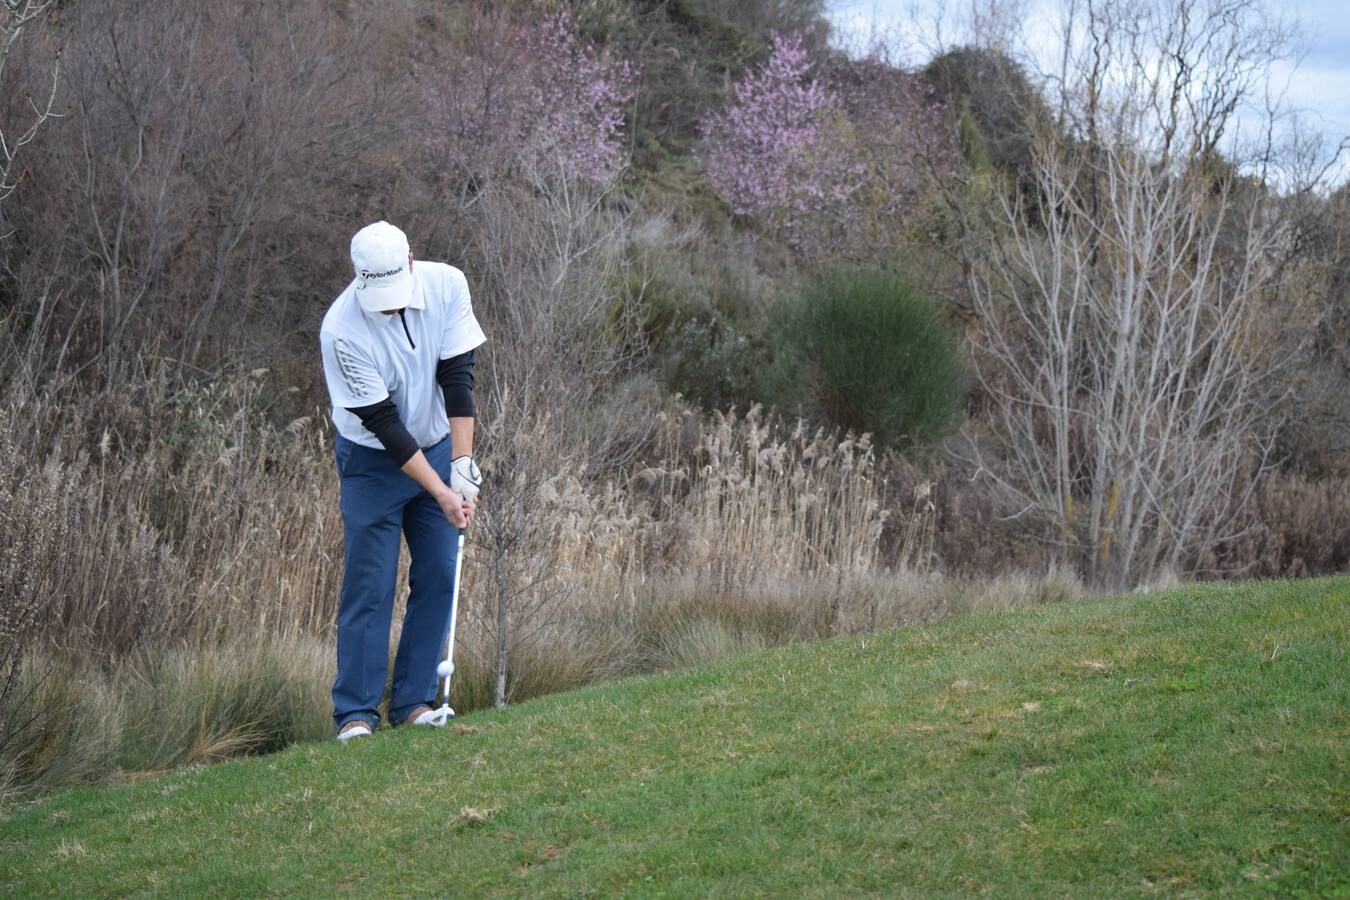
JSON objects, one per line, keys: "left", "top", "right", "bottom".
{"left": 405, "top": 276, "right": 426, "bottom": 310}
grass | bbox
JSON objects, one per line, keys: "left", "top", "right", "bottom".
{"left": 2, "top": 576, "right": 1345, "bottom": 896}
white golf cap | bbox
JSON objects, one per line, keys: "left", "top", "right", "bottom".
{"left": 350, "top": 221, "right": 415, "bottom": 313}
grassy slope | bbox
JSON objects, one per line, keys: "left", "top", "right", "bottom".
{"left": 2, "top": 578, "right": 1345, "bottom": 897}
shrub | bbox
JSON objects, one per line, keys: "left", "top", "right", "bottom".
{"left": 767, "top": 269, "right": 967, "bottom": 449}
{"left": 662, "top": 317, "right": 770, "bottom": 412}
{"left": 619, "top": 215, "right": 784, "bottom": 413}
{"left": 1187, "top": 471, "right": 1350, "bottom": 579}
{"left": 922, "top": 46, "right": 1050, "bottom": 190}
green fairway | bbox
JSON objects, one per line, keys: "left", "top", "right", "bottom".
{"left": 2, "top": 578, "right": 1346, "bottom": 897}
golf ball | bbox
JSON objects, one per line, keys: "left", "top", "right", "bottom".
{"left": 437, "top": 660, "right": 454, "bottom": 677}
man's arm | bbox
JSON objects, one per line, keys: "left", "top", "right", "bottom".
{"left": 450, "top": 416, "right": 473, "bottom": 459}
{"left": 438, "top": 350, "right": 475, "bottom": 460}
{"left": 439, "top": 350, "right": 480, "bottom": 513}
{"left": 347, "top": 399, "right": 467, "bottom": 527}
{"left": 399, "top": 452, "right": 466, "bottom": 528}
{"left": 347, "top": 398, "right": 419, "bottom": 466}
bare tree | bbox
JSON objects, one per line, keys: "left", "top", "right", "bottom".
{"left": 468, "top": 404, "right": 577, "bottom": 708}
{"left": 60, "top": 5, "right": 207, "bottom": 347}
{"left": 963, "top": 0, "right": 1332, "bottom": 589}
{"left": 0, "top": 0, "right": 390, "bottom": 370}
{"left": 458, "top": 157, "right": 643, "bottom": 708}
{"left": 0, "top": 0, "right": 61, "bottom": 219}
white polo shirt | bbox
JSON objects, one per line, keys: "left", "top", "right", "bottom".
{"left": 321, "top": 260, "right": 486, "bottom": 450}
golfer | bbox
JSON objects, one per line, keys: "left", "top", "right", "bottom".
{"left": 320, "top": 220, "right": 486, "bottom": 741}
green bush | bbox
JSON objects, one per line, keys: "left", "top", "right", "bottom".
{"left": 619, "top": 224, "right": 780, "bottom": 412}
{"left": 767, "top": 269, "right": 967, "bottom": 448}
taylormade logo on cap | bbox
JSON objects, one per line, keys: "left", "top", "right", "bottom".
{"left": 350, "top": 221, "right": 415, "bottom": 313}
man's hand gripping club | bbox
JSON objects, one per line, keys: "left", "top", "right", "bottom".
{"left": 400, "top": 451, "right": 475, "bottom": 528}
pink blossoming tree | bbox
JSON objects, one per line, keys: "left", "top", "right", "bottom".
{"left": 699, "top": 33, "right": 949, "bottom": 257}
{"left": 422, "top": 11, "right": 635, "bottom": 187}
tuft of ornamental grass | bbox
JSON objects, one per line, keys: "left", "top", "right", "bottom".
{"left": 113, "top": 635, "right": 333, "bottom": 771}
{"left": 0, "top": 635, "right": 331, "bottom": 801}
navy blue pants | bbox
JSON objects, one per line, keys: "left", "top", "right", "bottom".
{"left": 332, "top": 434, "right": 459, "bottom": 730}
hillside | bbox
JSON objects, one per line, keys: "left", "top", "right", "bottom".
{"left": 2, "top": 577, "right": 1345, "bottom": 896}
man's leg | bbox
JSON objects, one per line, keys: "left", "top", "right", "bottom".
{"left": 389, "top": 440, "right": 460, "bottom": 723}
{"left": 333, "top": 438, "right": 407, "bottom": 730}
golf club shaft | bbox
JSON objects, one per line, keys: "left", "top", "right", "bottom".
{"left": 441, "top": 529, "right": 466, "bottom": 704}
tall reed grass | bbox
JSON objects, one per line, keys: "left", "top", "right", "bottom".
{"left": 0, "top": 361, "right": 1082, "bottom": 801}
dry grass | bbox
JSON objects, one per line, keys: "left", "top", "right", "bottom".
{"left": 0, "top": 358, "right": 1084, "bottom": 800}
{"left": 0, "top": 365, "right": 343, "bottom": 657}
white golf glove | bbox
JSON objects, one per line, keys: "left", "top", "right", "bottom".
{"left": 450, "top": 455, "right": 481, "bottom": 502}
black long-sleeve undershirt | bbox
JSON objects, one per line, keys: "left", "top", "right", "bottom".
{"left": 346, "top": 349, "right": 476, "bottom": 467}
{"left": 347, "top": 398, "right": 420, "bottom": 466}
{"left": 438, "top": 349, "right": 475, "bottom": 419}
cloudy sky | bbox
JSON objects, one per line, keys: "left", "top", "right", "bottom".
{"left": 828, "top": 0, "right": 1350, "bottom": 183}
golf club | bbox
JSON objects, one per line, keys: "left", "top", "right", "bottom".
{"left": 429, "top": 529, "right": 465, "bottom": 726}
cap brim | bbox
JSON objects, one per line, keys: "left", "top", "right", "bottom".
{"left": 355, "top": 273, "right": 415, "bottom": 312}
